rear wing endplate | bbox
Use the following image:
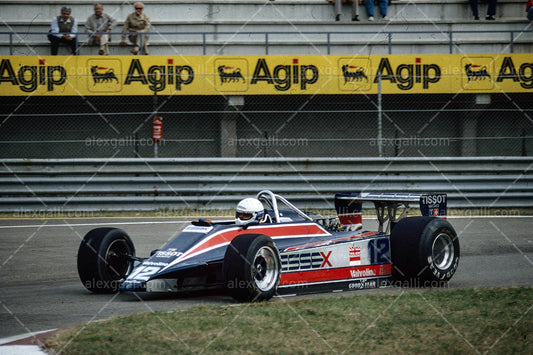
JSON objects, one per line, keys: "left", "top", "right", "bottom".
{"left": 335, "top": 192, "right": 447, "bottom": 234}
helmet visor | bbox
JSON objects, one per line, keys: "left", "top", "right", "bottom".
{"left": 236, "top": 212, "right": 253, "bottom": 220}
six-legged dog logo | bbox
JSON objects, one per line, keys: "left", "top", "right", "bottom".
{"left": 90, "top": 66, "right": 119, "bottom": 84}
{"left": 464, "top": 64, "right": 491, "bottom": 82}
{"left": 218, "top": 65, "right": 246, "bottom": 84}
{"left": 342, "top": 65, "right": 368, "bottom": 83}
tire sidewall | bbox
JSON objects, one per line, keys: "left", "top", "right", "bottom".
{"left": 418, "top": 219, "right": 460, "bottom": 282}
{"left": 77, "top": 228, "right": 135, "bottom": 293}
{"left": 224, "top": 234, "right": 281, "bottom": 302}
{"left": 391, "top": 217, "right": 460, "bottom": 284}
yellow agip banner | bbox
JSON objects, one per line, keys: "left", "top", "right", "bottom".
{"left": 0, "top": 54, "right": 532, "bottom": 96}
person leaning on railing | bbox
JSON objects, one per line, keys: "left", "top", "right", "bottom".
{"left": 47, "top": 6, "right": 78, "bottom": 55}
{"left": 120, "top": 2, "right": 151, "bottom": 55}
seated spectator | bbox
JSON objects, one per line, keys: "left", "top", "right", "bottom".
{"left": 365, "top": 0, "right": 391, "bottom": 21}
{"left": 527, "top": 0, "right": 533, "bottom": 20}
{"left": 332, "top": 0, "right": 360, "bottom": 21}
{"left": 86, "top": 3, "right": 117, "bottom": 55}
{"left": 470, "top": 0, "right": 497, "bottom": 20}
{"left": 47, "top": 6, "right": 78, "bottom": 55}
{"left": 120, "top": 2, "right": 151, "bottom": 55}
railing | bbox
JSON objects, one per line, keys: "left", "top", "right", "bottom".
{"left": 2, "top": 29, "right": 532, "bottom": 55}
{"left": 1, "top": 157, "right": 531, "bottom": 212}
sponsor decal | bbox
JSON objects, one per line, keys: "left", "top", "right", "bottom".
{"left": 350, "top": 267, "right": 375, "bottom": 278}
{"left": 496, "top": 56, "right": 533, "bottom": 89}
{"left": 154, "top": 249, "right": 183, "bottom": 258}
{"left": 349, "top": 246, "right": 361, "bottom": 266}
{"left": 218, "top": 65, "right": 245, "bottom": 83}
{"left": 183, "top": 225, "right": 214, "bottom": 233}
{"left": 124, "top": 58, "right": 194, "bottom": 91}
{"left": 1, "top": 54, "right": 531, "bottom": 95}
{"left": 279, "top": 264, "right": 392, "bottom": 285}
{"left": 461, "top": 56, "right": 494, "bottom": 90}
{"left": 348, "top": 279, "right": 377, "bottom": 290}
{"left": 90, "top": 66, "right": 118, "bottom": 83}
{"left": 281, "top": 251, "right": 329, "bottom": 271}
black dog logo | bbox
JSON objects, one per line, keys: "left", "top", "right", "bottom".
{"left": 342, "top": 65, "right": 368, "bottom": 83}
{"left": 465, "top": 64, "right": 490, "bottom": 82}
{"left": 91, "top": 66, "right": 119, "bottom": 84}
{"left": 218, "top": 66, "right": 245, "bottom": 84}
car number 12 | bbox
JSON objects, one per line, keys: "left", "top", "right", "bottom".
{"left": 128, "top": 266, "right": 161, "bottom": 281}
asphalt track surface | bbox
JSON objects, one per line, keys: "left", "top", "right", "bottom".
{"left": 1, "top": 217, "right": 532, "bottom": 340}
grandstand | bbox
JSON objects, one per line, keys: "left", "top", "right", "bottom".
{"left": 0, "top": 0, "right": 531, "bottom": 55}
{"left": 0, "top": 0, "right": 531, "bottom": 159}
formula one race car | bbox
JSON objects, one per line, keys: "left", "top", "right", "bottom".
{"left": 77, "top": 190, "right": 459, "bottom": 302}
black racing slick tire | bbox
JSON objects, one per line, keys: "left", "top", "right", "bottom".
{"left": 77, "top": 228, "right": 135, "bottom": 293}
{"left": 224, "top": 234, "right": 281, "bottom": 302}
{"left": 390, "top": 217, "right": 460, "bottom": 284}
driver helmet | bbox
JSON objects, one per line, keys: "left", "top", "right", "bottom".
{"left": 235, "top": 198, "right": 265, "bottom": 225}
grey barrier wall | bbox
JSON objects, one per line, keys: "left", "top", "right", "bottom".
{"left": 1, "top": 157, "right": 532, "bottom": 213}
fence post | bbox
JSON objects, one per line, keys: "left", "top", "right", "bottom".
{"left": 377, "top": 71, "right": 383, "bottom": 157}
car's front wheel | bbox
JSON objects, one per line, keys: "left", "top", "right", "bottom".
{"left": 77, "top": 228, "right": 135, "bottom": 293}
{"left": 224, "top": 234, "right": 281, "bottom": 302}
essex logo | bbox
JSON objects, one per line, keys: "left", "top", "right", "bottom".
{"left": 90, "top": 66, "right": 118, "bottom": 84}
{"left": 342, "top": 65, "right": 368, "bottom": 83}
{"left": 218, "top": 65, "right": 245, "bottom": 83}
{"left": 464, "top": 64, "right": 490, "bottom": 82}
{"left": 280, "top": 251, "right": 332, "bottom": 272}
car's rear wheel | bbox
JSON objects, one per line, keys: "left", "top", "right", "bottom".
{"left": 77, "top": 228, "right": 135, "bottom": 293}
{"left": 390, "top": 217, "right": 459, "bottom": 284}
{"left": 224, "top": 234, "right": 281, "bottom": 302}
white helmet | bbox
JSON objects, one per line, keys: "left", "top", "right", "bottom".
{"left": 235, "top": 198, "right": 265, "bottom": 225}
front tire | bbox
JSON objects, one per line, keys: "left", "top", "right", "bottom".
{"left": 224, "top": 234, "right": 281, "bottom": 302}
{"left": 77, "top": 228, "right": 135, "bottom": 293}
{"left": 391, "top": 217, "right": 459, "bottom": 284}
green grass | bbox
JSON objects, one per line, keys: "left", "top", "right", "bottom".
{"left": 44, "top": 287, "right": 532, "bottom": 354}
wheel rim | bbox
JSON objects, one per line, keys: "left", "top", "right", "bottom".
{"left": 432, "top": 233, "right": 454, "bottom": 270}
{"left": 105, "top": 239, "right": 132, "bottom": 280}
{"left": 252, "top": 246, "right": 279, "bottom": 292}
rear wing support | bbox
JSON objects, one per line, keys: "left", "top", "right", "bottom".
{"left": 335, "top": 192, "right": 447, "bottom": 234}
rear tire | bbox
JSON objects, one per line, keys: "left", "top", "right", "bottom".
{"left": 77, "top": 228, "right": 135, "bottom": 293}
{"left": 224, "top": 234, "right": 281, "bottom": 302}
{"left": 391, "top": 217, "right": 459, "bottom": 284}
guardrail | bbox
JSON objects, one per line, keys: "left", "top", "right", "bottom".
{"left": 1, "top": 157, "right": 532, "bottom": 212}
{"left": 2, "top": 29, "right": 532, "bottom": 55}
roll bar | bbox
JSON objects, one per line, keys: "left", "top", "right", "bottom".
{"left": 255, "top": 190, "right": 313, "bottom": 223}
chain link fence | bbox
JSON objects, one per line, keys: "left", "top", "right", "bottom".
{"left": 1, "top": 87, "right": 532, "bottom": 159}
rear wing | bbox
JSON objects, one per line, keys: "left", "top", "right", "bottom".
{"left": 335, "top": 192, "right": 447, "bottom": 233}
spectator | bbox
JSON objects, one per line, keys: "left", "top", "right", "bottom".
{"left": 365, "top": 0, "right": 391, "bottom": 21}
{"left": 527, "top": 0, "right": 533, "bottom": 20}
{"left": 86, "top": 3, "right": 117, "bottom": 55}
{"left": 470, "top": 0, "right": 497, "bottom": 20}
{"left": 332, "top": 0, "right": 360, "bottom": 21}
{"left": 120, "top": 2, "right": 151, "bottom": 55}
{"left": 47, "top": 6, "right": 78, "bottom": 55}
